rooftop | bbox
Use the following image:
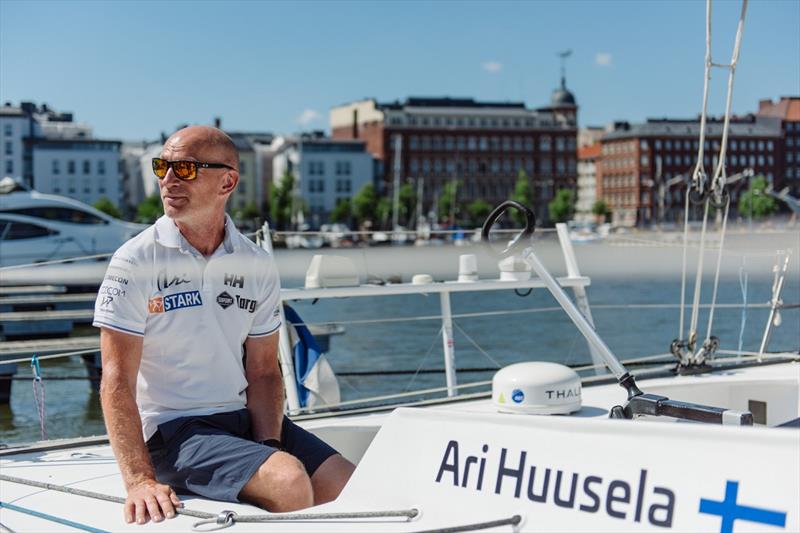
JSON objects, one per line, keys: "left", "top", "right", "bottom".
{"left": 379, "top": 97, "right": 527, "bottom": 111}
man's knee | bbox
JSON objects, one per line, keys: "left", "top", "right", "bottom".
{"left": 240, "top": 452, "right": 314, "bottom": 511}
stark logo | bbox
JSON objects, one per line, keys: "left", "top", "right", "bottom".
{"left": 217, "top": 291, "right": 234, "bottom": 309}
{"left": 148, "top": 295, "right": 164, "bottom": 314}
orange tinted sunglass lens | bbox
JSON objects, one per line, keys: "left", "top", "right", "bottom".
{"left": 152, "top": 158, "right": 168, "bottom": 178}
{"left": 173, "top": 161, "right": 198, "bottom": 180}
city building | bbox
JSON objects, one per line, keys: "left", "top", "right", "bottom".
{"left": 1, "top": 102, "right": 123, "bottom": 210}
{"left": 330, "top": 85, "right": 578, "bottom": 223}
{"left": 576, "top": 142, "right": 601, "bottom": 222}
{"left": 598, "top": 116, "right": 783, "bottom": 226}
{"left": 28, "top": 138, "right": 122, "bottom": 208}
{"left": 271, "top": 134, "right": 374, "bottom": 228}
{"left": 757, "top": 96, "right": 800, "bottom": 195}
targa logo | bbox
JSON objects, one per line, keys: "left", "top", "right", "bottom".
{"left": 148, "top": 291, "right": 202, "bottom": 313}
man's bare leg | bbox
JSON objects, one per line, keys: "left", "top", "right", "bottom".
{"left": 239, "top": 452, "right": 313, "bottom": 511}
{"left": 311, "top": 454, "right": 355, "bottom": 505}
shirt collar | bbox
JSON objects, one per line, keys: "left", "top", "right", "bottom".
{"left": 155, "top": 214, "right": 239, "bottom": 255}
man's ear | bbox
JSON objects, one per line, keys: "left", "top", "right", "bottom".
{"left": 221, "top": 171, "right": 239, "bottom": 195}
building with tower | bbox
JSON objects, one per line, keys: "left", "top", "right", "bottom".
{"left": 330, "top": 89, "right": 578, "bottom": 224}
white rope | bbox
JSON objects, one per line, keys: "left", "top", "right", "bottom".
{"left": 679, "top": 191, "right": 692, "bottom": 339}
{"left": 688, "top": 200, "right": 711, "bottom": 348}
{"left": 737, "top": 258, "right": 749, "bottom": 361}
{"left": 0, "top": 253, "right": 112, "bottom": 271}
{"left": 702, "top": 198, "right": 731, "bottom": 346}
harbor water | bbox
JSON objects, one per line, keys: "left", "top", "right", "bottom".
{"left": 1, "top": 232, "right": 798, "bottom": 445}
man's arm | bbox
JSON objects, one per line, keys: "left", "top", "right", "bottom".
{"left": 100, "top": 327, "right": 181, "bottom": 524}
{"left": 244, "top": 332, "right": 284, "bottom": 442}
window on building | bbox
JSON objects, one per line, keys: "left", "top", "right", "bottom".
{"left": 83, "top": 178, "right": 91, "bottom": 194}
{"left": 239, "top": 180, "right": 246, "bottom": 194}
{"left": 4, "top": 160, "right": 11, "bottom": 174}
{"left": 540, "top": 136, "right": 551, "bottom": 151}
{"left": 665, "top": 140, "right": 672, "bottom": 150}
{"left": 68, "top": 160, "right": 75, "bottom": 174}
{"left": 655, "top": 140, "right": 662, "bottom": 150}
{"left": 757, "top": 141, "right": 764, "bottom": 151}
{"left": 445, "top": 137, "right": 454, "bottom": 151}
{"left": 540, "top": 157, "right": 552, "bottom": 174}
{"left": 641, "top": 155, "right": 649, "bottom": 166}
{"left": 434, "top": 159, "right": 443, "bottom": 174}
{"left": 52, "top": 160, "right": 60, "bottom": 174}
{"left": 556, "top": 159, "right": 566, "bottom": 175}
{"left": 457, "top": 136, "right": 466, "bottom": 150}
{"left": 98, "top": 160, "right": 106, "bottom": 175}
{"left": 748, "top": 140, "right": 755, "bottom": 150}
{"left": 409, "top": 136, "right": 419, "bottom": 149}
{"left": 513, "top": 137, "right": 522, "bottom": 151}
{"left": 640, "top": 140, "right": 648, "bottom": 150}
{"left": 467, "top": 137, "right": 477, "bottom": 150}
{"left": 421, "top": 136, "right": 431, "bottom": 150}
{"left": 665, "top": 155, "right": 672, "bottom": 165}
{"left": 410, "top": 158, "right": 419, "bottom": 173}
{"left": 479, "top": 137, "right": 488, "bottom": 151}
{"left": 3, "top": 124, "right": 12, "bottom": 136}
{"left": 730, "top": 140, "right": 737, "bottom": 151}
{"left": 684, "top": 140, "right": 691, "bottom": 150}
{"left": 767, "top": 140, "right": 774, "bottom": 151}
{"left": 489, "top": 136, "right": 499, "bottom": 151}
{"left": 432, "top": 136, "right": 443, "bottom": 150}
{"left": 83, "top": 160, "right": 90, "bottom": 174}
{"left": 240, "top": 161, "right": 247, "bottom": 174}
{"left": 502, "top": 137, "right": 511, "bottom": 151}
{"left": 422, "top": 159, "right": 431, "bottom": 174}
{"left": 4, "top": 142, "right": 11, "bottom": 155}
{"left": 524, "top": 137, "right": 534, "bottom": 151}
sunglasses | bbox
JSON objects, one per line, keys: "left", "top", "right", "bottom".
{"left": 152, "top": 158, "right": 236, "bottom": 181}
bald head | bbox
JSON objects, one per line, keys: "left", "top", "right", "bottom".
{"left": 164, "top": 125, "right": 238, "bottom": 170}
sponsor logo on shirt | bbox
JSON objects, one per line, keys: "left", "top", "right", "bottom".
{"left": 272, "top": 306, "right": 280, "bottom": 318}
{"left": 217, "top": 291, "right": 234, "bottom": 309}
{"left": 104, "top": 274, "right": 129, "bottom": 285}
{"left": 224, "top": 273, "right": 244, "bottom": 289}
{"left": 148, "top": 290, "right": 202, "bottom": 313}
{"left": 156, "top": 269, "right": 192, "bottom": 291}
{"left": 100, "top": 296, "right": 114, "bottom": 309}
{"left": 99, "top": 285, "right": 126, "bottom": 297}
{"left": 235, "top": 295, "right": 257, "bottom": 313}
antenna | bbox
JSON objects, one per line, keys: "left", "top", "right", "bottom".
{"left": 557, "top": 49, "right": 573, "bottom": 88}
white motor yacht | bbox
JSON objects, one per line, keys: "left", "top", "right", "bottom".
{"left": 0, "top": 178, "right": 146, "bottom": 268}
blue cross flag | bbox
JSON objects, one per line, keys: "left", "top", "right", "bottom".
{"left": 699, "top": 481, "right": 787, "bottom": 533}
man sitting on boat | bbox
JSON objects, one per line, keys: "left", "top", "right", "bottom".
{"left": 92, "top": 125, "right": 355, "bottom": 525}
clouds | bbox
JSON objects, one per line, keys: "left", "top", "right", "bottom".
{"left": 595, "top": 53, "right": 612, "bottom": 67}
{"left": 482, "top": 61, "right": 503, "bottom": 74}
{"left": 296, "top": 108, "right": 320, "bottom": 126}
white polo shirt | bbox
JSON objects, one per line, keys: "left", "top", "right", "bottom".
{"left": 93, "top": 215, "right": 282, "bottom": 440}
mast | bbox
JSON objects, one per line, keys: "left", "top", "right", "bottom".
{"left": 391, "top": 134, "right": 403, "bottom": 239}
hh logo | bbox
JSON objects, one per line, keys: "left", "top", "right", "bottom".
{"left": 148, "top": 295, "right": 164, "bottom": 313}
{"left": 699, "top": 481, "right": 787, "bottom": 533}
{"left": 224, "top": 273, "right": 244, "bottom": 289}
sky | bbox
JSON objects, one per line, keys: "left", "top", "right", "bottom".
{"left": 1, "top": 0, "right": 798, "bottom": 142}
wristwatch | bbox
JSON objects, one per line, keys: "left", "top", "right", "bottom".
{"left": 259, "top": 438, "right": 282, "bottom": 449}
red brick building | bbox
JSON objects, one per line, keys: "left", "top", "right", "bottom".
{"left": 330, "top": 90, "right": 578, "bottom": 223}
{"left": 757, "top": 96, "right": 800, "bottom": 196}
{"left": 598, "top": 116, "right": 783, "bottom": 226}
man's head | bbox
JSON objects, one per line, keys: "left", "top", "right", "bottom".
{"left": 157, "top": 125, "right": 239, "bottom": 225}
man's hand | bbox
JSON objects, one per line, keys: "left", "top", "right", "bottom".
{"left": 125, "top": 479, "right": 182, "bottom": 524}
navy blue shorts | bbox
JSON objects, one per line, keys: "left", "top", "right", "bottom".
{"left": 146, "top": 409, "right": 338, "bottom": 502}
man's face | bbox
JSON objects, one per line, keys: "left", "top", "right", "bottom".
{"left": 158, "top": 133, "right": 230, "bottom": 222}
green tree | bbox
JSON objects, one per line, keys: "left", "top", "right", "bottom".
{"left": 94, "top": 197, "right": 122, "bottom": 219}
{"left": 548, "top": 189, "right": 576, "bottom": 224}
{"left": 352, "top": 183, "right": 378, "bottom": 226}
{"left": 136, "top": 193, "right": 163, "bottom": 223}
{"left": 269, "top": 171, "right": 295, "bottom": 230}
{"left": 376, "top": 197, "right": 392, "bottom": 229}
{"left": 591, "top": 199, "right": 611, "bottom": 222}
{"left": 466, "top": 199, "right": 492, "bottom": 227}
{"left": 438, "top": 181, "right": 459, "bottom": 224}
{"left": 509, "top": 170, "right": 533, "bottom": 224}
{"left": 738, "top": 175, "right": 777, "bottom": 220}
{"left": 398, "top": 182, "right": 416, "bottom": 226}
{"left": 235, "top": 201, "right": 260, "bottom": 224}
{"left": 330, "top": 198, "right": 351, "bottom": 224}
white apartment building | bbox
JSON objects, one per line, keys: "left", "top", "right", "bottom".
{"left": 31, "top": 139, "right": 122, "bottom": 208}
{"left": 0, "top": 105, "right": 40, "bottom": 181}
{"left": 272, "top": 135, "right": 374, "bottom": 227}
{"left": 575, "top": 143, "right": 600, "bottom": 223}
